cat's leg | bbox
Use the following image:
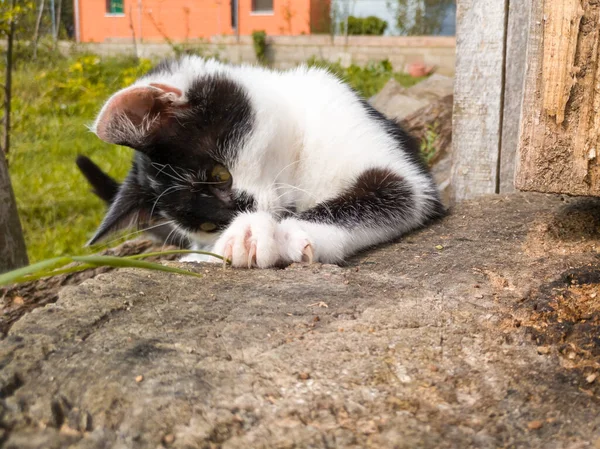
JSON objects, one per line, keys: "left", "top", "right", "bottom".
{"left": 276, "top": 167, "right": 442, "bottom": 264}
{"left": 213, "top": 167, "right": 441, "bottom": 267}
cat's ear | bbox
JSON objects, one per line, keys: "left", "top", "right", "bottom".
{"left": 93, "top": 83, "right": 186, "bottom": 149}
{"left": 86, "top": 174, "right": 152, "bottom": 246}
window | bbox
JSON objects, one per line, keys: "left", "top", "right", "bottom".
{"left": 252, "top": 0, "right": 273, "bottom": 13}
{"left": 106, "top": 0, "right": 124, "bottom": 15}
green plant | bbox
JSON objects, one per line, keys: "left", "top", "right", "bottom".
{"left": 306, "top": 58, "right": 423, "bottom": 97}
{"left": 340, "top": 16, "right": 388, "bottom": 36}
{"left": 420, "top": 123, "right": 440, "bottom": 166}
{"left": 0, "top": 250, "right": 226, "bottom": 287}
{"left": 252, "top": 30, "right": 268, "bottom": 65}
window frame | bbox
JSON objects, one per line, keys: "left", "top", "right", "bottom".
{"left": 106, "top": 0, "right": 125, "bottom": 16}
{"left": 251, "top": 0, "right": 274, "bottom": 15}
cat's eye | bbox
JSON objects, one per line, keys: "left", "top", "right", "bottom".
{"left": 200, "top": 222, "right": 218, "bottom": 232}
{"left": 211, "top": 164, "right": 231, "bottom": 183}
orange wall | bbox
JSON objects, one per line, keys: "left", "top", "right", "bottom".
{"left": 238, "top": 0, "right": 311, "bottom": 36}
{"left": 77, "top": 0, "right": 328, "bottom": 43}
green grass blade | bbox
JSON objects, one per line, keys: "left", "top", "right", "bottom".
{"left": 10, "top": 263, "right": 98, "bottom": 283}
{"left": 124, "top": 249, "right": 225, "bottom": 261}
{"left": 71, "top": 255, "right": 203, "bottom": 278}
{"left": 0, "top": 257, "right": 73, "bottom": 286}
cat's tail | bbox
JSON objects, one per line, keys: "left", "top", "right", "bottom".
{"left": 76, "top": 155, "right": 120, "bottom": 203}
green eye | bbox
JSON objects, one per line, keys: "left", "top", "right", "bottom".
{"left": 211, "top": 164, "right": 231, "bottom": 183}
{"left": 200, "top": 222, "right": 217, "bottom": 232}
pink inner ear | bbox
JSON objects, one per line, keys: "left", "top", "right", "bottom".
{"left": 149, "top": 83, "right": 183, "bottom": 97}
{"left": 95, "top": 87, "right": 160, "bottom": 143}
{"left": 95, "top": 83, "right": 185, "bottom": 146}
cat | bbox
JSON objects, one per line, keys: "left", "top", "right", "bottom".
{"left": 83, "top": 56, "right": 444, "bottom": 268}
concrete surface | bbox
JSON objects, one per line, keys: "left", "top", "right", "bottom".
{"left": 1, "top": 193, "right": 600, "bottom": 448}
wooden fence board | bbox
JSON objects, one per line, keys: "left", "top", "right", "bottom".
{"left": 499, "top": 0, "right": 531, "bottom": 193}
{"left": 451, "top": 0, "right": 508, "bottom": 200}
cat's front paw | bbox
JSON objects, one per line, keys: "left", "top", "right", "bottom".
{"left": 212, "top": 212, "right": 279, "bottom": 268}
{"left": 276, "top": 220, "right": 314, "bottom": 264}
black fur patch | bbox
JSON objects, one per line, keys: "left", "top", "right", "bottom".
{"left": 359, "top": 100, "right": 445, "bottom": 220}
{"left": 359, "top": 100, "right": 429, "bottom": 174}
{"left": 299, "top": 168, "right": 415, "bottom": 228}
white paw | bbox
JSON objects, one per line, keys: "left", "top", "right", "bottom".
{"left": 212, "top": 212, "right": 280, "bottom": 268}
{"left": 276, "top": 220, "right": 314, "bottom": 264}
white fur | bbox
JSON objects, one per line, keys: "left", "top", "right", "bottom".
{"left": 104, "top": 57, "right": 440, "bottom": 267}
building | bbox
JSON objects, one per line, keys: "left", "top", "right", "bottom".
{"left": 74, "top": 0, "right": 331, "bottom": 43}
{"left": 332, "top": 0, "right": 455, "bottom": 36}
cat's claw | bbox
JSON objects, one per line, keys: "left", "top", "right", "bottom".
{"left": 212, "top": 212, "right": 279, "bottom": 268}
{"left": 223, "top": 243, "right": 233, "bottom": 268}
{"left": 302, "top": 244, "right": 314, "bottom": 264}
{"left": 248, "top": 242, "right": 257, "bottom": 269}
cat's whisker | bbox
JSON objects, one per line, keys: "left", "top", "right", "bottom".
{"left": 162, "top": 226, "right": 181, "bottom": 251}
{"left": 190, "top": 180, "right": 225, "bottom": 185}
{"left": 152, "top": 162, "right": 189, "bottom": 184}
{"left": 272, "top": 182, "right": 335, "bottom": 219}
{"left": 267, "top": 158, "right": 310, "bottom": 191}
{"left": 101, "top": 220, "right": 176, "bottom": 247}
{"left": 150, "top": 185, "right": 187, "bottom": 219}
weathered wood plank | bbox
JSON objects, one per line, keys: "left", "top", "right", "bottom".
{"left": 516, "top": 0, "right": 600, "bottom": 196}
{"left": 451, "top": 0, "right": 508, "bottom": 201}
{"left": 499, "top": 0, "right": 531, "bottom": 193}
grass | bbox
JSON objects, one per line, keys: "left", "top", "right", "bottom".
{"left": 6, "top": 52, "right": 423, "bottom": 263}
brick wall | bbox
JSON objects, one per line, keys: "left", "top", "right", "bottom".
{"left": 81, "top": 35, "right": 456, "bottom": 75}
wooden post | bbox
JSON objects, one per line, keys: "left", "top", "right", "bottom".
{"left": 451, "top": 0, "right": 509, "bottom": 201}
{"left": 0, "top": 154, "right": 29, "bottom": 273}
{"left": 451, "top": 0, "right": 531, "bottom": 201}
{"left": 516, "top": 0, "right": 600, "bottom": 196}
{"left": 499, "top": 0, "right": 531, "bottom": 193}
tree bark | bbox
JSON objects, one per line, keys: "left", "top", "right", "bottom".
{"left": 32, "top": 0, "right": 45, "bottom": 60}
{"left": 55, "top": 0, "right": 62, "bottom": 45}
{"left": 0, "top": 153, "right": 28, "bottom": 273}
{"left": 1, "top": 0, "right": 29, "bottom": 273}
{"left": 3, "top": 0, "right": 15, "bottom": 156}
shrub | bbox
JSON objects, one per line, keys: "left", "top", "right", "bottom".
{"left": 306, "top": 58, "right": 421, "bottom": 98}
{"left": 252, "top": 30, "right": 268, "bottom": 65}
{"left": 340, "top": 16, "right": 388, "bottom": 36}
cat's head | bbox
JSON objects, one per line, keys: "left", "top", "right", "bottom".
{"left": 87, "top": 63, "right": 255, "bottom": 246}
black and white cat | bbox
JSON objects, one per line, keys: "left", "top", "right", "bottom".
{"left": 84, "top": 56, "right": 444, "bottom": 268}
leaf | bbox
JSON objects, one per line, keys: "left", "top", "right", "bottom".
{"left": 70, "top": 255, "right": 203, "bottom": 278}
{"left": 0, "top": 249, "right": 218, "bottom": 287}
{"left": 0, "top": 257, "right": 72, "bottom": 286}
{"left": 124, "top": 249, "right": 225, "bottom": 261}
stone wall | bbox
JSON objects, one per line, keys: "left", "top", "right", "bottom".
{"left": 81, "top": 35, "right": 456, "bottom": 75}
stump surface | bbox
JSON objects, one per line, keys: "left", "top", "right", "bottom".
{"left": 2, "top": 193, "right": 600, "bottom": 448}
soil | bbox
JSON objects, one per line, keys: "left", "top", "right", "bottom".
{"left": 1, "top": 193, "right": 600, "bottom": 449}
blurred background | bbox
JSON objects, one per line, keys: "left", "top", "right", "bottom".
{"left": 0, "top": 0, "right": 456, "bottom": 263}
